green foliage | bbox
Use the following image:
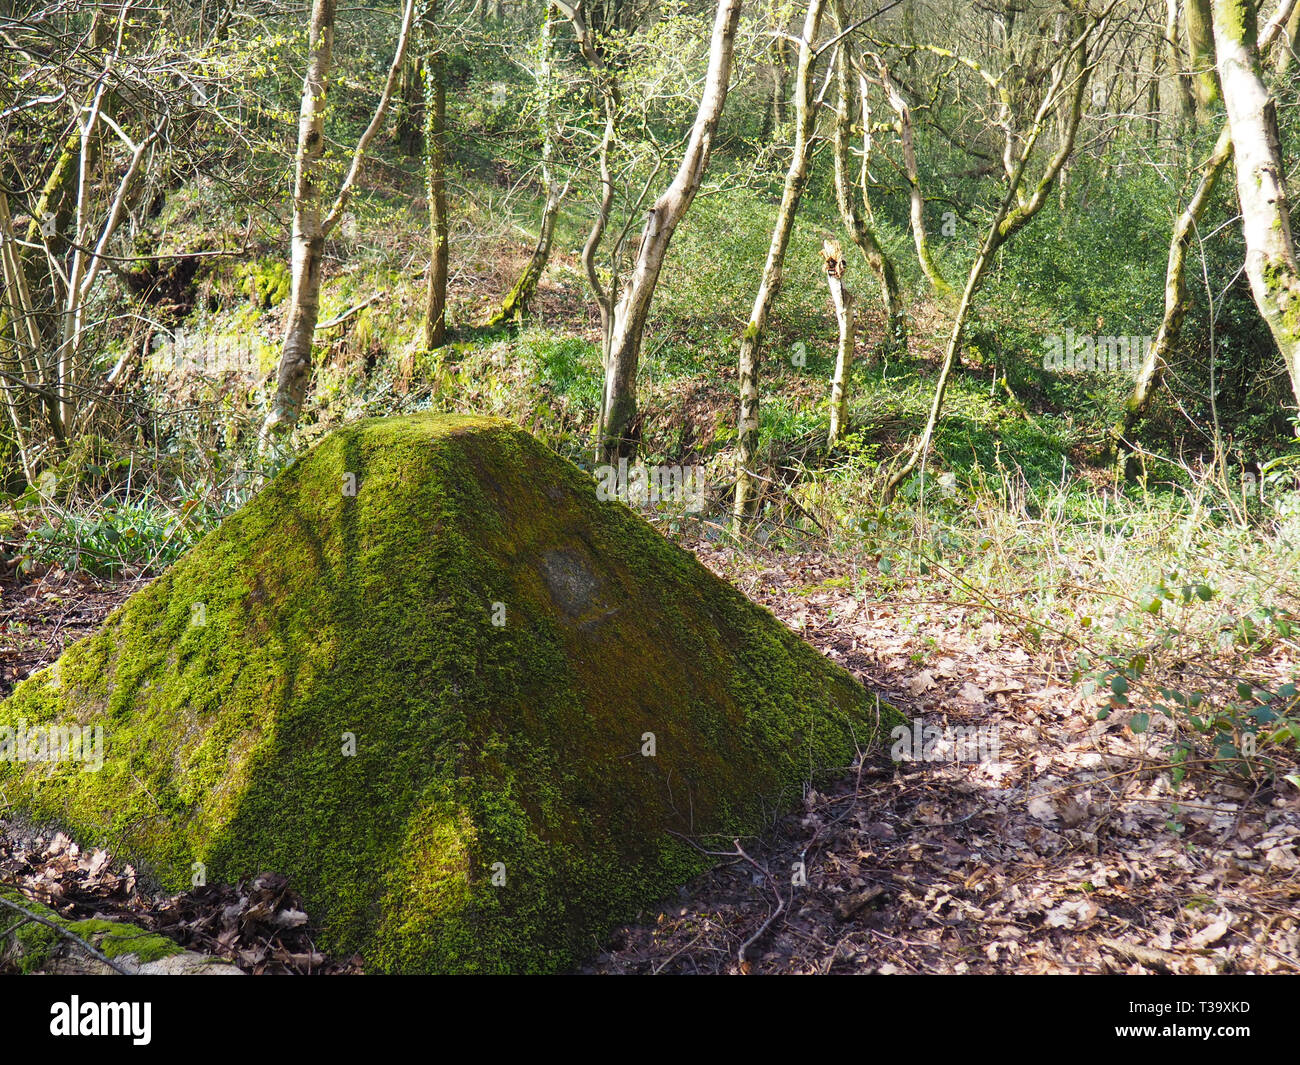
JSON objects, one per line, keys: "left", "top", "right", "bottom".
{"left": 525, "top": 334, "right": 603, "bottom": 412}
{"left": 1079, "top": 571, "right": 1300, "bottom": 781}
{"left": 13, "top": 494, "right": 219, "bottom": 578}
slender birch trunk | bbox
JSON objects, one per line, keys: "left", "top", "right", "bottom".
{"left": 261, "top": 0, "right": 415, "bottom": 450}
{"left": 1213, "top": 0, "right": 1300, "bottom": 413}
{"left": 831, "top": 0, "right": 904, "bottom": 354}
{"left": 733, "top": 0, "right": 825, "bottom": 524}
{"left": 600, "top": 0, "right": 743, "bottom": 463}
{"left": 1186, "top": 0, "right": 1222, "bottom": 117}
{"left": 824, "top": 240, "right": 855, "bottom": 449}
{"left": 587, "top": 105, "right": 617, "bottom": 451}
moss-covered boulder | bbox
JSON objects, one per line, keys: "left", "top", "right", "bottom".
{"left": 0, "top": 414, "right": 901, "bottom": 972}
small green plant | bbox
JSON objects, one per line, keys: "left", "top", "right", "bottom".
{"left": 1078, "top": 572, "right": 1299, "bottom": 782}
{"left": 15, "top": 492, "right": 222, "bottom": 577}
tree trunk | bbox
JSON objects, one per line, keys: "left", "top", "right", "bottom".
{"left": 1114, "top": 0, "right": 1298, "bottom": 473}
{"left": 1278, "top": 0, "right": 1299, "bottom": 68}
{"left": 489, "top": 4, "right": 562, "bottom": 326}
{"left": 262, "top": 0, "right": 336, "bottom": 446}
{"left": 395, "top": 53, "right": 422, "bottom": 155}
{"left": 1213, "top": 0, "right": 1300, "bottom": 414}
{"left": 825, "top": 240, "right": 855, "bottom": 449}
{"left": 770, "top": 35, "right": 790, "bottom": 133}
{"left": 261, "top": 0, "right": 415, "bottom": 449}
{"left": 1186, "top": 0, "right": 1222, "bottom": 118}
{"left": 831, "top": 0, "right": 904, "bottom": 354}
{"left": 883, "top": 9, "right": 1103, "bottom": 503}
{"left": 1146, "top": 36, "right": 1162, "bottom": 141}
{"left": 733, "top": 0, "right": 825, "bottom": 525}
{"left": 600, "top": 0, "right": 742, "bottom": 462}
{"left": 1167, "top": 0, "right": 1198, "bottom": 125}
{"left": 585, "top": 103, "right": 618, "bottom": 453}
{"left": 1111, "top": 125, "right": 1232, "bottom": 474}
{"left": 423, "top": 22, "right": 449, "bottom": 350}
{"left": 556, "top": 0, "right": 620, "bottom": 451}
{"left": 877, "top": 58, "right": 951, "bottom": 300}
{"left": 491, "top": 187, "right": 561, "bottom": 327}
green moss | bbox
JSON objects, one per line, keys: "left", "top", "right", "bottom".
{"left": 0, "top": 414, "right": 903, "bottom": 973}
{"left": 239, "top": 258, "right": 291, "bottom": 309}
{"left": 66, "top": 919, "right": 184, "bottom": 963}
{"left": 0, "top": 887, "right": 63, "bottom": 974}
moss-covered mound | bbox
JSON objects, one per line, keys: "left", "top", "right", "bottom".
{"left": 0, "top": 414, "right": 902, "bottom": 972}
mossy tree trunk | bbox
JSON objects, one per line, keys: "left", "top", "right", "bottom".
{"left": 883, "top": 8, "right": 1105, "bottom": 504}
{"left": 488, "top": 4, "right": 565, "bottom": 327}
{"left": 733, "top": 0, "right": 826, "bottom": 526}
{"left": 1113, "top": 0, "right": 1298, "bottom": 473}
{"left": 1111, "top": 124, "right": 1232, "bottom": 476}
{"left": 422, "top": 1, "right": 450, "bottom": 351}
{"left": 876, "top": 56, "right": 951, "bottom": 301}
{"left": 22, "top": 135, "right": 81, "bottom": 291}
{"left": 261, "top": 0, "right": 416, "bottom": 452}
{"left": 1166, "top": 0, "right": 1198, "bottom": 125}
{"left": 831, "top": 0, "right": 905, "bottom": 355}
{"left": 1186, "top": 0, "right": 1223, "bottom": 118}
{"left": 1213, "top": 0, "right": 1300, "bottom": 415}
{"left": 600, "top": 0, "right": 742, "bottom": 463}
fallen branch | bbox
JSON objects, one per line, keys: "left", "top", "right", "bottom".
{"left": 315, "top": 290, "right": 387, "bottom": 332}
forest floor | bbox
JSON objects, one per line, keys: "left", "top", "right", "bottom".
{"left": 2, "top": 545, "right": 1298, "bottom": 975}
